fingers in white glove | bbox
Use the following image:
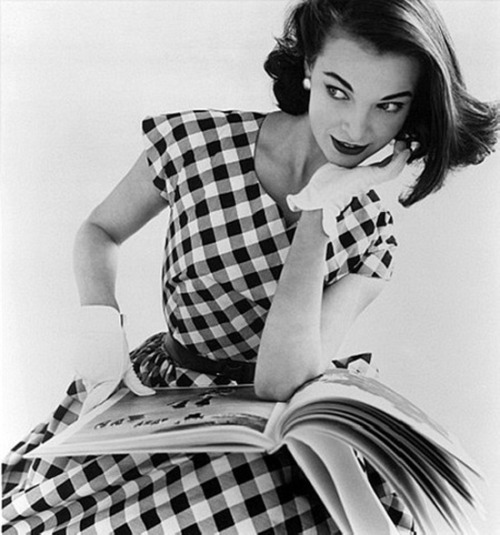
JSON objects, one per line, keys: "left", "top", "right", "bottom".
{"left": 80, "top": 366, "right": 154, "bottom": 416}
{"left": 124, "top": 366, "right": 156, "bottom": 396}
{"left": 368, "top": 143, "right": 411, "bottom": 186}
{"left": 75, "top": 306, "right": 155, "bottom": 418}
{"left": 80, "top": 379, "right": 121, "bottom": 415}
{"left": 374, "top": 139, "right": 410, "bottom": 167}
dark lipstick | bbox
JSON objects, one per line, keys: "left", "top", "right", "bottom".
{"left": 331, "top": 136, "right": 368, "bottom": 156}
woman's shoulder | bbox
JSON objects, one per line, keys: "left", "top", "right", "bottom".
{"left": 141, "top": 110, "right": 268, "bottom": 199}
{"left": 142, "top": 109, "right": 266, "bottom": 143}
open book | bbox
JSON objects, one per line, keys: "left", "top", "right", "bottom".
{"left": 27, "top": 369, "right": 480, "bottom": 534}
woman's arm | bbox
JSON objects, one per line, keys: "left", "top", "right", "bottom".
{"left": 254, "top": 210, "right": 385, "bottom": 401}
{"left": 73, "top": 151, "right": 168, "bottom": 309}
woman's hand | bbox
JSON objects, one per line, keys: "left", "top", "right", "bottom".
{"left": 72, "top": 152, "right": 167, "bottom": 415}
{"left": 287, "top": 141, "right": 411, "bottom": 237}
{"left": 74, "top": 306, "right": 155, "bottom": 415}
{"left": 256, "top": 143, "right": 408, "bottom": 400}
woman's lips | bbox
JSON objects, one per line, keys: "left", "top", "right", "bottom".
{"left": 331, "top": 136, "right": 368, "bottom": 156}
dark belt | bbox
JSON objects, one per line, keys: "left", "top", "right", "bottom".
{"left": 163, "top": 333, "right": 256, "bottom": 384}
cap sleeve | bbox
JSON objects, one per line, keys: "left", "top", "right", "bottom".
{"left": 351, "top": 210, "right": 398, "bottom": 281}
{"left": 142, "top": 114, "right": 183, "bottom": 205}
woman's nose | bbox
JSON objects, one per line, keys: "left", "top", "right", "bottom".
{"left": 341, "top": 107, "right": 371, "bottom": 143}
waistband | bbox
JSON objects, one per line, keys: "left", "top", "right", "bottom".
{"left": 163, "top": 332, "right": 256, "bottom": 385}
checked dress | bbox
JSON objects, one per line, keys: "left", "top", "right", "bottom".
{"left": 2, "top": 109, "right": 416, "bottom": 534}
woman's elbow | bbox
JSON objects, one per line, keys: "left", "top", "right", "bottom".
{"left": 254, "top": 380, "right": 293, "bottom": 402}
{"left": 254, "top": 367, "right": 322, "bottom": 402}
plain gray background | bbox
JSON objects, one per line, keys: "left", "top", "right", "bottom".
{"left": 1, "top": 0, "right": 499, "bottom": 531}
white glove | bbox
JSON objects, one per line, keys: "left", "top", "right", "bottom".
{"left": 287, "top": 141, "right": 411, "bottom": 237}
{"left": 74, "top": 306, "right": 155, "bottom": 415}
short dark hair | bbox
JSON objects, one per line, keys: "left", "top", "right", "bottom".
{"left": 264, "top": 0, "right": 499, "bottom": 206}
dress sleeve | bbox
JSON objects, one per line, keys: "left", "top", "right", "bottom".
{"left": 351, "top": 210, "right": 398, "bottom": 281}
{"left": 141, "top": 114, "right": 182, "bottom": 206}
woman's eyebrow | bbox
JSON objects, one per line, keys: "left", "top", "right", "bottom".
{"left": 323, "top": 71, "right": 413, "bottom": 100}
{"left": 380, "top": 91, "right": 413, "bottom": 101}
{"left": 323, "top": 71, "right": 353, "bottom": 92}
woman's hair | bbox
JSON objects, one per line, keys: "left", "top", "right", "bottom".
{"left": 264, "top": 0, "right": 499, "bottom": 206}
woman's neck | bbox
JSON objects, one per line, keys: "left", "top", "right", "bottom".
{"left": 259, "top": 111, "right": 326, "bottom": 193}
{"left": 253, "top": 111, "right": 327, "bottom": 227}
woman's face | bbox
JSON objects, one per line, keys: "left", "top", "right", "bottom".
{"left": 306, "top": 33, "right": 421, "bottom": 168}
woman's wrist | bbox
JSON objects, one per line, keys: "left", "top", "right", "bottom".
{"left": 79, "top": 305, "right": 123, "bottom": 332}
{"left": 297, "top": 209, "right": 334, "bottom": 242}
{"left": 79, "top": 294, "right": 120, "bottom": 311}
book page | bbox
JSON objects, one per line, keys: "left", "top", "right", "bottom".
{"left": 27, "top": 385, "right": 278, "bottom": 457}
{"left": 291, "top": 419, "right": 436, "bottom": 534}
{"left": 283, "top": 412, "right": 474, "bottom": 533}
{"left": 281, "top": 369, "right": 479, "bottom": 474}
{"left": 285, "top": 437, "right": 352, "bottom": 534}
{"left": 287, "top": 427, "right": 400, "bottom": 535}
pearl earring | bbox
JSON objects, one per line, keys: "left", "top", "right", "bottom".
{"left": 302, "top": 77, "right": 311, "bottom": 91}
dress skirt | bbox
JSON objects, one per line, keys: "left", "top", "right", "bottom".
{"left": 2, "top": 334, "right": 416, "bottom": 534}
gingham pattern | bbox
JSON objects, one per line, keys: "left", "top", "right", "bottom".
{"left": 142, "top": 110, "right": 397, "bottom": 363}
{"left": 2, "top": 110, "right": 410, "bottom": 534}
{"left": 3, "top": 339, "right": 417, "bottom": 534}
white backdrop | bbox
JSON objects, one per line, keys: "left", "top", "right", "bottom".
{"left": 1, "top": 1, "right": 499, "bottom": 532}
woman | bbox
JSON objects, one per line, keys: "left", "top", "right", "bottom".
{"left": 3, "top": 0, "right": 498, "bottom": 533}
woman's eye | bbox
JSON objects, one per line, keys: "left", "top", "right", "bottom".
{"left": 378, "top": 102, "right": 405, "bottom": 114}
{"left": 326, "top": 85, "right": 348, "bottom": 100}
